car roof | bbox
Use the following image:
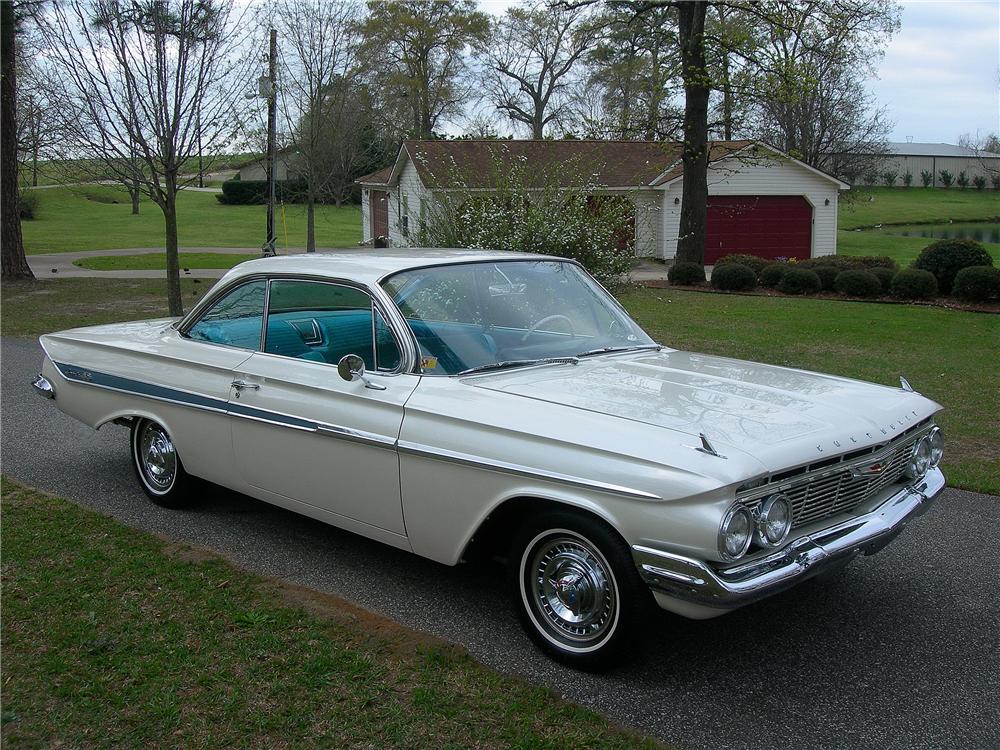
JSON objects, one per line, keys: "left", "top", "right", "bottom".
{"left": 219, "top": 248, "right": 568, "bottom": 286}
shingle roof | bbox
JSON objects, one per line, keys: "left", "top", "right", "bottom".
{"left": 361, "top": 139, "right": 754, "bottom": 189}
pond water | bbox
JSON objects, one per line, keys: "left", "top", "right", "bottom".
{"left": 875, "top": 222, "right": 1000, "bottom": 244}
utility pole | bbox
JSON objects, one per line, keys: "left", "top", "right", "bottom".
{"left": 263, "top": 27, "right": 278, "bottom": 256}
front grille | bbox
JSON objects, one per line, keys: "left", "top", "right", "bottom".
{"left": 740, "top": 427, "right": 928, "bottom": 530}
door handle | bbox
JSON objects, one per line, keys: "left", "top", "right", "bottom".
{"left": 231, "top": 379, "right": 260, "bottom": 391}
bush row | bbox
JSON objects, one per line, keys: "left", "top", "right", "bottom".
{"left": 216, "top": 179, "right": 309, "bottom": 205}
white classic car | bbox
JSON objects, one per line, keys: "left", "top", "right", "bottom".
{"left": 34, "top": 249, "right": 945, "bottom": 668}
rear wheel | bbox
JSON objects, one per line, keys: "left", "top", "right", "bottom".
{"left": 510, "top": 510, "right": 651, "bottom": 670}
{"left": 130, "top": 418, "right": 193, "bottom": 508}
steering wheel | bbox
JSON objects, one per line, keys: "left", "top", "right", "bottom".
{"left": 521, "top": 314, "right": 577, "bottom": 342}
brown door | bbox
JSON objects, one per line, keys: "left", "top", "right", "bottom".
{"left": 370, "top": 190, "right": 389, "bottom": 245}
{"left": 704, "top": 196, "right": 812, "bottom": 264}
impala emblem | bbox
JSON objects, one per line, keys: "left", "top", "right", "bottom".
{"left": 851, "top": 460, "right": 888, "bottom": 478}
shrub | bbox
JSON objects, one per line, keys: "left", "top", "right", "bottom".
{"left": 216, "top": 179, "right": 307, "bottom": 205}
{"left": 759, "top": 263, "right": 787, "bottom": 288}
{"left": 714, "top": 253, "right": 770, "bottom": 276}
{"left": 871, "top": 266, "right": 896, "bottom": 293}
{"left": 956, "top": 171, "right": 970, "bottom": 189}
{"left": 882, "top": 170, "right": 898, "bottom": 187}
{"left": 835, "top": 269, "right": 882, "bottom": 297}
{"left": 891, "top": 269, "right": 938, "bottom": 300}
{"left": 903, "top": 172, "right": 913, "bottom": 188}
{"left": 973, "top": 176, "right": 987, "bottom": 191}
{"left": 920, "top": 170, "right": 933, "bottom": 187}
{"left": 912, "top": 239, "right": 994, "bottom": 294}
{"left": 777, "top": 267, "right": 821, "bottom": 295}
{"left": 811, "top": 265, "right": 840, "bottom": 291}
{"left": 18, "top": 191, "right": 38, "bottom": 219}
{"left": 798, "top": 255, "right": 898, "bottom": 271}
{"left": 938, "top": 170, "right": 954, "bottom": 188}
{"left": 711, "top": 263, "right": 757, "bottom": 291}
{"left": 668, "top": 261, "right": 706, "bottom": 285}
{"left": 952, "top": 266, "right": 1000, "bottom": 302}
{"left": 992, "top": 175, "right": 1000, "bottom": 190}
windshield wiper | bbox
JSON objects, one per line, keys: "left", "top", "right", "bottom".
{"left": 577, "top": 344, "right": 663, "bottom": 358}
{"left": 457, "top": 356, "right": 580, "bottom": 377}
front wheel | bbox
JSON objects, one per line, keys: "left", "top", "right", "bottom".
{"left": 510, "top": 510, "right": 651, "bottom": 670}
{"left": 130, "top": 418, "right": 193, "bottom": 508}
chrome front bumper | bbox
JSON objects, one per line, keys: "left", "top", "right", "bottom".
{"left": 633, "top": 468, "right": 945, "bottom": 612}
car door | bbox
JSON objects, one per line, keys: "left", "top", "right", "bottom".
{"left": 229, "top": 278, "right": 418, "bottom": 538}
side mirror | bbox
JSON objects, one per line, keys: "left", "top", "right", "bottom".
{"left": 337, "top": 354, "right": 386, "bottom": 391}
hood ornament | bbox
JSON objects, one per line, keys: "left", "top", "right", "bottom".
{"left": 899, "top": 376, "right": 915, "bottom": 393}
{"left": 695, "top": 432, "right": 727, "bottom": 459}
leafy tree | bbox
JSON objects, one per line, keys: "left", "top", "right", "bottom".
{"left": 357, "top": 0, "right": 489, "bottom": 139}
{"left": 920, "top": 170, "right": 933, "bottom": 187}
{"left": 939, "top": 170, "right": 954, "bottom": 188}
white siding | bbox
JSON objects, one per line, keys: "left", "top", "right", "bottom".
{"left": 658, "top": 156, "right": 842, "bottom": 260}
{"left": 361, "top": 188, "right": 371, "bottom": 243}
{"left": 633, "top": 191, "right": 661, "bottom": 257}
{"left": 389, "top": 161, "right": 429, "bottom": 247}
{"left": 875, "top": 155, "right": 999, "bottom": 187}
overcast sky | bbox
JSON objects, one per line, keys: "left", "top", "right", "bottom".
{"left": 869, "top": 0, "right": 999, "bottom": 144}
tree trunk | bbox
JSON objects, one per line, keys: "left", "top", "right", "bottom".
{"left": 131, "top": 183, "right": 140, "bottom": 215}
{"left": 1, "top": 1, "right": 34, "bottom": 281}
{"left": 162, "top": 189, "right": 183, "bottom": 316}
{"left": 31, "top": 148, "right": 38, "bottom": 187}
{"left": 306, "top": 191, "right": 316, "bottom": 253}
{"left": 675, "top": 0, "right": 710, "bottom": 266}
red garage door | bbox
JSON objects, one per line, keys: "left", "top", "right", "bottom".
{"left": 704, "top": 196, "right": 812, "bottom": 264}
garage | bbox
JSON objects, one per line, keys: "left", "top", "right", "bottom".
{"left": 704, "top": 196, "right": 813, "bottom": 264}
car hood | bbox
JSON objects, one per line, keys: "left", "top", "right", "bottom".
{"left": 466, "top": 349, "right": 941, "bottom": 471}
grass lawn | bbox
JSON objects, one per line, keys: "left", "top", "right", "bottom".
{"left": 839, "top": 187, "right": 1000, "bottom": 230}
{"left": 1, "top": 479, "right": 660, "bottom": 750}
{"left": 21, "top": 185, "right": 361, "bottom": 253}
{"left": 837, "top": 229, "right": 1000, "bottom": 266}
{"left": 4, "top": 278, "right": 997, "bottom": 494}
{"left": 75, "top": 252, "right": 258, "bottom": 271}
{"left": 619, "top": 286, "right": 999, "bottom": 495}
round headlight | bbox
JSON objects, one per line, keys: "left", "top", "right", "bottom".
{"left": 719, "top": 505, "right": 753, "bottom": 560}
{"left": 906, "top": 437, "right": 932, "bottom": 479}
{"left": 755, "top": 493, "right": 792, "bottom": 548}
{"left": 927, "top": 427, "right": 944, "bottom": 467}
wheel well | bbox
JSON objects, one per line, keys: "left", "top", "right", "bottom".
{"left": 460, "top": 496, "right": 619, "bottom": 565}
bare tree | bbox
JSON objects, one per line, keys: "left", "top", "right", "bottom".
{"left": 270, "top": 0, "right": 365, "bottom": 251}
{"left": 40, "top": 0, "right": 246, "bottom": 314}
{"left": 958, "top": 131, "right": 1000, "bottom": 178}
{"left": 2, "top": 0, "right": 36, "bottom": 281}
{"left": 486, "top": 3, "right": 598, "bottom": 139}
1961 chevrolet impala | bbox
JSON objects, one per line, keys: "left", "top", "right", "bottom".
{"left": 34, "top": 249, "right": 945, "bottom": 668}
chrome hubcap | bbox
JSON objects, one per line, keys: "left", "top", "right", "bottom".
{"left": 139, "top": 422, "right": 176, "bottom": 491}
{"left": 530, "top": 535, "right": 616, "bottom": 644}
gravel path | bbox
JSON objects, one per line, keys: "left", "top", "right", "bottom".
{"left": 3, "top": 335, "right": 997, "bottom": 750}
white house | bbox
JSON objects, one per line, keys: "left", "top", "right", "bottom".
{"left": 357, "top": 140, "right": 849, "bottom": 263}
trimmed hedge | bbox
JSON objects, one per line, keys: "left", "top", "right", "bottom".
{"left": 714, "top": 253, "right": 771, "bottom": 276}
{"left": 835, "top": 269, "right": 882, "bottom": 298}
{"left": 711, "top": 263, "right": 757, "bottom": 291}
{"left": 798, "top": 255, "right": 898, "bottom": 271}
{"left": 668, "top": 261, "right": 706, "bottom": 285}
{"left": 952, "top": 266, "right": 1000, "bottom": 302}
{"left": 812, "top": 265, "right": 840, "bottom": 292}
{"left": 871, "top": 266, "right": 895, "bottom": 293}
{"left": 891, "top": 268, "right": 938, "bottom": 300}
{"left": 912, "top": 239, "right": 994, "bottom": 294}
{"left": 778, "top": 268, "right": 821, "bottom": 295}
{"left": 760, "top": 263, "right": 787, "bottom": 288}
{"left": 216, "top": 179, "right": 308, "bottom": 205}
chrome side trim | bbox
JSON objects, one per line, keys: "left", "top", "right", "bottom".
{"left": 53, "top": 362, "right": 396, "bottom": 450}
{"left": 634, "top": 467, "right": 945, "bottom": 611}
{"left": 32, "top": 374, "right": 55, "bottom": 399}
{"left": 397, "top": 440, "right": 661, "bottom": 501}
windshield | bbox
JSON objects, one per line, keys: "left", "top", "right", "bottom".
{"left": 381, "top": 260, "right": 656, "bottom": 375}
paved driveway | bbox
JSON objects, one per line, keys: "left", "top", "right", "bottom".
{"left": 3, "top": 335, "right": 998, "bottom": 750}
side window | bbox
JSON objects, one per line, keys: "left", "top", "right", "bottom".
{"left": 187, "top": 280, "right": 266, "bottom": 349}
{"left": 264, "top": 280, "right": 401, "bottom": 372}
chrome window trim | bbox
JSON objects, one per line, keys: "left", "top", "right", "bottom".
{"left": 178, "top": 276, "right": 269, "bottom": 353}
{"left": 397, "top": 440, "right": 661, "bottom": 502}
